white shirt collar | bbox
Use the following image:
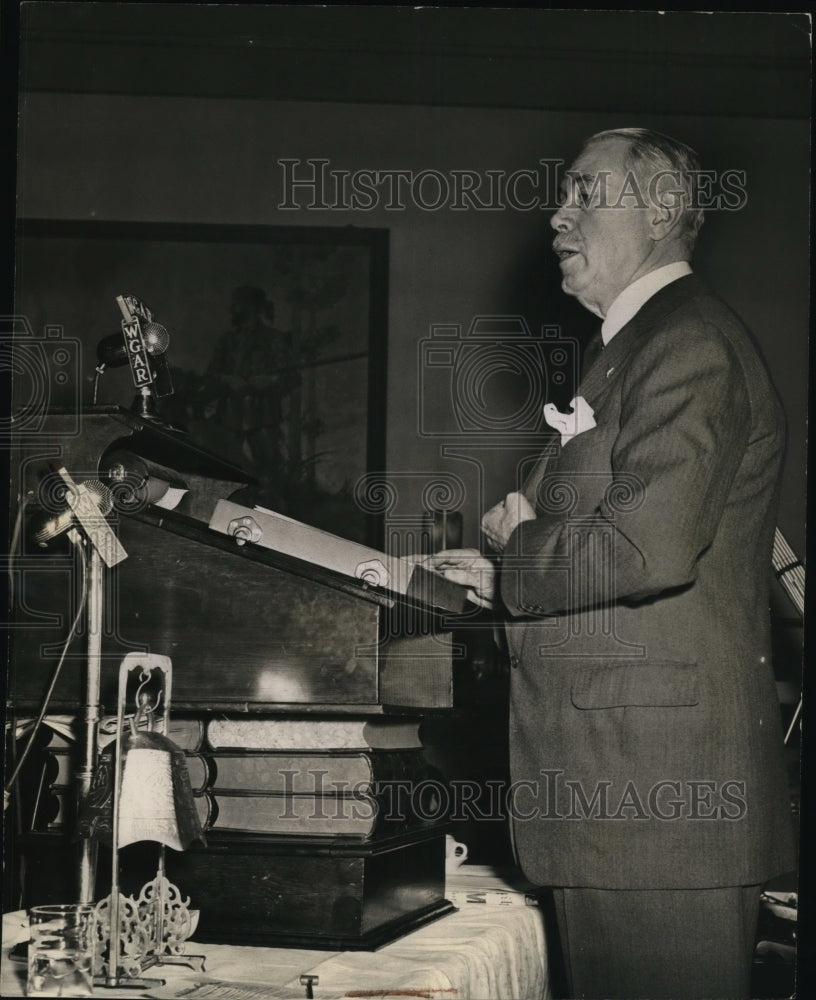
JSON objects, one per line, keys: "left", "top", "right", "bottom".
{"left": 601, "top": 262, "right": 692, "bottom": 345}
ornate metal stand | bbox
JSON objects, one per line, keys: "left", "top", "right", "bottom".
{"left": 93, "top": 653, "right": 205, "bottom": 989}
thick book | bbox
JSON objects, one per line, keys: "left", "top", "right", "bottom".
{"left": 15, "top": 726, "right": 77, "bottom": 832}
{"left": 166, "top": 718, "right": 207, "bottom": 752}
{"left": 33, "top": 750, "right": 75, "bottom": 830}
{"left": 197, "top": 748, "right": 434, "bottom": 795}
{"left": 13, "top": 717, "right": 76, "bottom": 747}
{"left": 184, "top": 752, "right": 213, "bottom": 794}
{"left": 206, "top": 717, "right": 423, "bottom": 751}
{"left": 98, "top": 716, "right": 206, "bottom": 752}
{"left": 192, "top": 782, "right": 445, "bottom": 837}
{"left": 42, "top": 746, "right": 74, "bottom": 788}
{"left": 33, "top": 785, "right": 75, "bottom": 831}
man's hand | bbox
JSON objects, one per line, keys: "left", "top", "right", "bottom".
{"left": 481, "top": 492, "right": 536, "bottom": 552}
{"left": 423, "top": 549, "right": 496, "bottom": 609}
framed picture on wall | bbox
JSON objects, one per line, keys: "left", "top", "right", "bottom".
{"left": 13, "top": 220, "right": 389, "bottom": 545}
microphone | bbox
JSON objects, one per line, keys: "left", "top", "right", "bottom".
{"left": 31, "top": 481, "right": 114, "bottom": 547}
{"left": 96, "top": 322, "right": 169, "bottom": 369}
{"left": 100, "top": 449, "right": 188, "bottom": 512}
{"left": 92, "top": 296, "right": 176, "bottom": 416}
{"left": 142, "top": 321, "right": 170, "bottom": 356}
{"left": 96, "top": 318, "right": 174, "bottom": 414}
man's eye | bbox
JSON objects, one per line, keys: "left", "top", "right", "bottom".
{"left": 559, "top": 185, "right": 588, "bottom": 208}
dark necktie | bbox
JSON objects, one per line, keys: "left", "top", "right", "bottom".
{"left": 581, "top": 327, "right": 605, "bottom": 380}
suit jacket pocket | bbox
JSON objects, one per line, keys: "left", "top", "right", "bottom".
{"left": 570, "top": 661, "right": 699, "bottom": 709}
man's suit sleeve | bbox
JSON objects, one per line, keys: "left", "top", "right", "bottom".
{"left": 501, "top": 316, "right": 751, "bottom": 617}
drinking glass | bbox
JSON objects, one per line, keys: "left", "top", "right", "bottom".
{"left": 27, "top": 904, "right": 95, "bottom": 997}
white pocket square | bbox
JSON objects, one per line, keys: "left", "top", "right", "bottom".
{"left": 543, "top": 396, "right": 597, "bottom": 446}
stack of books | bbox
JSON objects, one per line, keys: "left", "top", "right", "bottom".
{"left": 14, "top": 721, "right": 77, "bottom": 832}
{"left": 178, "top": 717, "right": 443, "bottom": 837}
{"left": 20, "top": 713, "right": 454, "bottom": 947}
{"left": 162, "top": 715, "right": 454, "bottom": 948}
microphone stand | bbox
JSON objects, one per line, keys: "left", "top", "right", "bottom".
{"left": 132, "top": 386, "right": 159, "bottom": 419}
{"left": 52, "top": 468, "right": 128, "bottom": 904}
{"left": 55, "top": 471, "right": 203, "bottom": 986}
{"left": 76, "top": 539, "right": 105, "bottom": 903}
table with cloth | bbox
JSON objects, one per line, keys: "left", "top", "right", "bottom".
{"left": 1, "top": 883, "right": 550, "bottom": 999}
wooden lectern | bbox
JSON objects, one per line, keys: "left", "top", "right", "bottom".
{"left": 7, "top": 408, "right": 464, "bottom": 948}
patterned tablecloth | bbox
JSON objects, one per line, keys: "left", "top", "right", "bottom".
{"left": 2, "top": 887, "right": 549, "bottom": 1000}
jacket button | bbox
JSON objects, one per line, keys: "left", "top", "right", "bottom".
{"left": 510, "top": 655, "right": 520, "bottom": 669}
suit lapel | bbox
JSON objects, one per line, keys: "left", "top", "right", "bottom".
{"left": 523, "top": 275, "right": 704, "bottom": 505}
{"left": 521, "top": 435, "right": 560, "bottom": 505}
{"left": 578, "top": 274, "right": 703, "bottom": 406}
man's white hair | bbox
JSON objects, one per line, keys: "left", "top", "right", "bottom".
{"left": 584, "top": 127, "right": 705, "bottom": 252}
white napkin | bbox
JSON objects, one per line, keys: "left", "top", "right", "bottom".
{"left": 543, "top": 396, "right": 597, "bottom": 447}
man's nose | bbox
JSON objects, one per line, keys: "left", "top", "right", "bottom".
{"left": 550, "top": 205, "right": 571, "bottom": 232}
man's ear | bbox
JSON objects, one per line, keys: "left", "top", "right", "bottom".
{"left": 648, "top": 171, "right": 686, "bottom": 241}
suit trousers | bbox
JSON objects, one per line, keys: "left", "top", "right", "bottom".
{"left": 551, "top": 885, "right": 761, "bottom": 999}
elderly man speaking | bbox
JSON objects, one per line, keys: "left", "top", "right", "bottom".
{"left": 429, "top": 128, "right": 794, "bottom": 999}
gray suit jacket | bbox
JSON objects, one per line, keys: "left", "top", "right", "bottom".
{"left": 501, "top": 274, "right": 795, "bottom": 889}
